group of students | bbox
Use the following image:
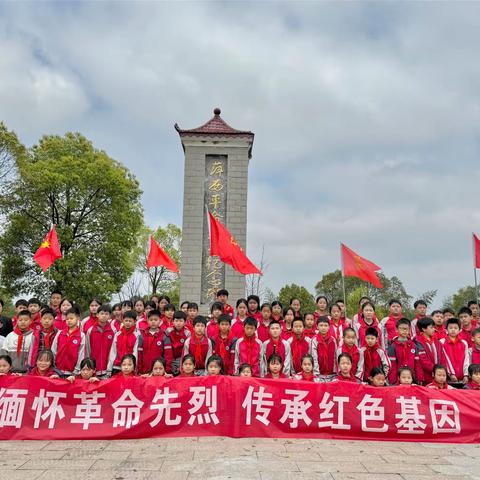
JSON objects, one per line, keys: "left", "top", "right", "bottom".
{"left": 0, "top": 290, "right": 480, "bottom": 391}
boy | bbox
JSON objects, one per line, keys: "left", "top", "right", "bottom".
{"left": 85, "top": 304, "right": 115, "bottom": 378}
{"left": 387, "top": 318, "right": 419, "bottom": 385}
{"left": 32, "top": 307, "right": 58, "bottom": 361}
{"left": 164, "top": 311, "right": 191, "bottom": 374}
{"left": 134, "top": 299, "right": 148, "bottom": 332}
{"left": 137, "top": 309, "right": 165, "bottom": 374}
{"left": 234, "top": 317, "right": 262, "bottom": 376}
{"left": 431, "top": 309, "right": 447, "bottom": 340}
{"left": 443, "top": 307, "right": 455, "bottom": 322}
{"left": 470, "top": 328, "right": 480, "bottom": 364}
{"left": 182, "top": 315, "right": 213, "bottom": 375}
{"left": 207, "top": 302, "right": 223, "bottom": 339}
{"left": 467, "top": 300, "right": 480, "bottom": 326}
{"left": 439, "top": 318, "right": 469, "bottom": 383}
{"left": 186, "top": 302, "right": 199, "bottom": 333}
{"left": 465, "top": 363, "right": 480, "bottom": 390}
{"left": 12, "top": 299, "right": 28, "bottom": 328}
{"left": 260, "top": 320, "right": 291, "bottom": 377}
{"left": 411, "top": 299, "right": 428, "bottom": 338}
{"left": 107, "top": 310, "right": 139, "bottom": 375}
{"left": 357, "top": 327, "right": 389, "bottom": 381}
{"left": 216, "top": 289, "right": 234, "bottom": 318}
{"left": 287, "top": 317, "right": 312, "bottom": 374}
{"left": 311, "top": 316, "right": 337, "bottom": 376}
{"left": 415, "top": 317, "right": 439, "bottom": 385}
{"left": 458, "top": 306, "right": 475, "bottom": 348}
{"left": 51, "top": 307, "right": 85, "bottom": 377}
{"left": 380, "top": 299, "right": 403, "bottom": 349}
{"left": 28, "top": 298, "right": 42, "bottom": 332}
{"left": 49, "top": 290, "right": 62, "bottom": 314}
{"left": 212, "top": 314, "right": 237, "bottom": 375}
{"left": 0, "top": 310, "right": 35, "bottom": 373}
{"left": 257, "top": 303, "right": 272, "bottom": 342}
{"left": 336, "top": 327, "right": 360, "bottom": 375}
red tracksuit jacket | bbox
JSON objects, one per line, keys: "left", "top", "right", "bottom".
{"left": 354, "top": 317, "right": 382, "bottom": 348}
{"left": 288, "top": 335, "right": 311, "bottom": 374}
{"left": 458, "top": 328, "right": 474, "bottom": 349}
{"left": 471, "top": 346, "right": 480, "bottom": 364}
{"left": 164, "top": 326, "right": 190, "bottom": 373}
{"left": 357, "top": 345, "right": 390, "bottom": 381}
{"left": 108, "top": 328, "right": 139, "bottom": 371}
{"left": 415, "top": 334, "right": 439, "bottom": 384}
{"left": 230, "top": 318, "right": 245, "bottom": 339}
{"left": 434, "top": 325, "right": 448, "bottom": 342}
{"left": 439, "top": 336, "right": 469, "bottom": 379}
{"left": 212, "top": 333, "right": 237, "bottom": 375}
{"left": 234, "top": 335, "right": 262, "bottom": 376}
{"left": 182, "top": 335, "right": 213, "bottom": 370}
{"left": 311, "top": 334, "right": 337, "bottom": 376}
{"left": 336, "top": 343, "right": 360, "bottom": 376}
{"left": 256, "top": 321, "right": 271, "bottom": 343}
{"left": 260, "top": 338, "right": 292, "bottom": 377}
{"left": 137, "top": 329, "right": 165, "bottom": 374}
{"left": 387, "top": 337, "right": 419, "bottom": 385}
{"left": 207, "top": 320, "right": 220, "bottom": 340}
{"left": 328, "top": 319, "right": 347, "bottom": 344}
{"left": 51, "top": 327, "right": 85, "bottom": 375}
{"left": 85, "top": 322, "right": 115, "bottom": 376}
{"left": 380, "top": 316, "right": 402, "bottom": 348}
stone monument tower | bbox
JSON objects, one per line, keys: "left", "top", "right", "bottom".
{"left": 175, "top": 108, "right": 255, "bottom": 308}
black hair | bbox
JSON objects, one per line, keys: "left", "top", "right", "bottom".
{"left": 329, "top": 303, "right": 342, "bottom": 313}
{"left": 247, "top": 295, "right": 260, "bottom": 308}
{"left": 50, "top": 290, "right": 62, "bottom": 297}
{"left": 396, "top": 318, "right": 411, "bottom": 328}
{"left": 359, "top": 296, "right": 371, "bottom": 305}
{"left": 145, "top": 300, "right": 156, "bottom": 309}
{"left": 418, "top": 317, "right": 434, "bottom": 332}
{"left": 36, "top": 349, "right": 54, "bottom": 365}
{"left": 389, "top": 299, "right": 402, "bottom": 307}
{"left": 112, "top": 303, "right": 122, "bottom": 311}
{"left": 317, "top": 315, "right": 330, "bottom": 325}
{"left": 210, "top": 302, "right": 224, "bottom": 313}
{"left": 174, "top": 311, "right": 187, "bottom": 320}
{"left": 301, "top": 353, "right": 314, "bottom": 365}
{"left": 123, "top": 310, "right": 137, "bottom": 320}
{"left": 150, "top": 357, "right": 166, "bottom": 372}
{"left": 90, "top": 297, "right": 102, "bottom": 306}
{"left": 28, "top": 297, "right": 41, "bottom": 306}
{"left": 80, "top": 357, "right": 96, "bottom": 370}
{"left": 120, "top": 353, "right": 136, "bottom": 368}
{"left": 158, "top": 295, "right": 171, "bottom": 303}
{"left": 206, "top": 354, "right": 225, "bottom": 375}
{"left": 361, "top": 301, "right": 375, "bottom": 312}
{"left": 289, "top": 297, "right": 301, "bottom": 306}
{"left": 188, "top": 302, "right": 199, "bottom": 310}
{"left": 218, "top": 314, "right": 231, "bottom": 325}
{"left": 17, "top": 310, "right": 31, "bottom": 318}
{"left": 335, "top": 299, "right": 345, "bottom": 305}
{"left": 164, "top": 303, "right": 176, "bottom": 312}
{"left": 414, "top": 299, "right": 427, "bottom": 309}
{"left": 468, "top": 363, "right": 480, "bottom": 377}
{"left": 467, "top": 300, "right": 479, "bottom": 308}
{"left": 271, "top": 300, "right": 283, "bottom": 310}
{"left": 98, "top": 304, "right": 112, "bottom": 314}
{"left": 41, "top": 307, "right": 56, "bottom": 318}
{"left": 338, "top": 353, "right": 352, "bottom": 364}
{"left": 193, "top": 315, "right": 207, "bottom": 326}
{"left": 236, "top": 298, "right": 248, "bottom": 309}
{"left": 182, "top": 354, "right": 195, "bottom": 366}
{"left": 180, "top": 301, "right": 190, "bottom": 309}
{"left": 342, "top": 327, "right": 356, "bottom": 337}
{"left": 0, "top": 354, "right": 12, "bottom": 366}
{"left": 432, "top": 364, "right": 448, "bottom": 376}
{"left": 122, "top": 300, "right": 133, "bottom": 308}
{"left": 0, "top": 299, "right": 3, "bottom": 308}
{"left": 147, "top": 309, "right": 161, "bottom": 318}
{"left": 238, "top": 363, "right": 252, "bottom": 374}
{"left": 283, "top": 307, "right": 295, "bottom": 318}
{"left": 15, "top": 299, "right": 28, "bottom": 308}
{"left": 458, "top": 306, "right": 473, "bottom": 317}
{"left": 244, "top": 317, "right": 257, "bottom": 328}
{"left": 260, "top": 302, "right": 272, "bottom": 311}
{"left": 369, "top": 366, "right": 385, "bottom": 378}
{"left": 398, "top": 366, "right": 415, "bottom": 382}
{"left": 268, "top": 353, "right": 283, "bottom": 365}
{"left": 268, "top": 320, "right": 281, "bottom": 328}
{"left": 431, "top": 310, "right": 442, "bottom": 316}
{"left": 443, "top": 307, "right": 455, "bottom": 315}
{"left": 446, "top": 317, "right": 460, "bottom": 328}
{"left": 134, "top": 298, "right": 145, "bottom": 307}
{"left": 316, "top": 295, "right": 328, "bottom": 304}
{"left": 292, "top": 317, "right": 305, "bottom": 326}
{"left": 216, "top": 289, "right": 229, "bottom": 297}
{"left": 365, "top": 326, "right": 379, "bottom": 338}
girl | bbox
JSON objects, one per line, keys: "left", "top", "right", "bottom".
{"left": 81, "top": 298, "right": 102, "bottom": 333}
{"left": 303, "top": 313, "right": 317, "bottom": 339}
{"left": 207, "top": 302, "right": 223, "bottom": 339}
{"left": 282, "top": 307, "right": 295, "bottom": 340}
{"left": 465, "top": 364, "right": 480, "bottom": 390}
{"left": 368, "top": 367, "right": 386, "bottom": 387}
{"left": 158, "top": 295, "right": 171, "bottom": 314}
{"left": 67, "top": 358, "right": 99, "bottom": 383}
{"left": 119, "top": 353, "right": 136, "bottom": 378}
{"left": 289, "top": 298, "right": 302, "bottom": 319}
{"left": 271, "top": 301, "right": 283, "bottom": 322}
{"left": 257, "top": 303, "right": 272, "bottom": 342}
{"left": 110, "top": 303, "right": 123, "bottom": 333}
{"left": 246, "top": 295, "right": 262, "bottom": 322}
{"left": 29, "top": 350, "right": 59, "bottom": 378}
{"left": 238, "top": 363, "right": 252, "bottom": 377}
{"left": 398, "top": 367, "right": 415, "bottom": 385}
{"left": 355, "top": 302, "right": 381, "bottom": 347}
{"left": 293, "top": 354, "right": 318, "bottom": 381}
{"left": 265, "top": 354, "right": 287, "bottom": 379}
{"left": 231, "top": 299, "right": 248, "bottom": 339}
{"left": 147, "top": 358, "right": 173, "bottom": 378}
{"left": 206, "top": 354, "right": 225, "bottom": 376}
{"left": 329, "top": 303, "right": 347, "bottom": 345}
{"left": 0, "top": 354, "right": 13, "bottom": 375}
{"left": 179, "top": 354, "right": 195, "bottom": 377}
{"left": 54, "top": 298, "right": 73, "bottom": 331}
{"left": 427, "top": 364, "right": 453, "bottom": 389}
{"left": 334, "top": 353, "right": 360, "bottom": 382}
{"left": 314, "top": 295, "right": 329, "bottom": 321}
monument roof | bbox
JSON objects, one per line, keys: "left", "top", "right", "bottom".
{"left": 175, "top": 108, "right": 254, "bottom": 138}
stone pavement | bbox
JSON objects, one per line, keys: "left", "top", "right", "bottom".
{"left": 1, "top": 437, "right": 479, "bottom": 480}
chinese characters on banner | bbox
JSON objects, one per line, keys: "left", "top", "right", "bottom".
{"left": 0, "top": 376, "right": 478, "bottom": 442}
{"left": 201, "top": 155, "right": 227, "bottom": 304}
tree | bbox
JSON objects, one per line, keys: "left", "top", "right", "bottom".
{"left": 246, "top": 244, "right": 268, "bottom": 298}
{"left": 0, "top": 122, "right": 23, "bottom": 191}
{"left": 443, "top": 285, "right": 480, "bottom": 313}
{"left": 0, "top": 131, "right": 143, "bottom": 308}
{"left": 278, "top": 284, "right": 316, "bottom": 313}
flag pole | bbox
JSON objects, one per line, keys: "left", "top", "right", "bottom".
{"left": 473, "top": 233, "right": 479, "bottom": 304}
{"left": 340, "top": 244, "right": 347, "bottom": 312}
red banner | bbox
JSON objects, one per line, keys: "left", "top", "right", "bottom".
{"left": 0, "top": 376, "right": 479, "bottom": 442}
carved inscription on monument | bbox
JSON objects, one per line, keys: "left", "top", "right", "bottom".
{"left": 201, "top": 155, "right": 227, "bottom": 304}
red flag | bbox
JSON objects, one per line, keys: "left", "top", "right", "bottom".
{"left": 208, "top": 211, "right": 261, "bottom": 275}
{"left": 146, "top": 236, "right": 179, "bottom": 273}
{"left": 33, "top": 226, "right": 62, "bottom": 272}
{"left": 341, "top": 243, "right": 383, "bottom": 289}
{"left": 474, "top": 233, "right": 480, "bottom": 268}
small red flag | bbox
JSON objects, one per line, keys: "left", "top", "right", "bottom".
{"left": 341, "top": 243, "right": 383, "bottom": 289}
{"left": 473, "top": 233, "right": 480, "bottom": 269}
{"left": 33, "top": 226, "right": 62, "bottom": 272}
{"left": 208, "top": 211, "right": 261, "bottom": 275}
{"left": 146, "top": 236, "right": 179, "bottom": 273}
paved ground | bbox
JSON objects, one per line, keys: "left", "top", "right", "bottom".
{"left": 0, "top": 438, "right": 479, "bottom": 480}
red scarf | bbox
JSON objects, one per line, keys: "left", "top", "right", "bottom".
{"left": 300, "top": 371, "right": 315, "bottom": 381}
{"left": 428, "top": 379, "right": 448, "bottom": 389}
{"left": 242, "top": 334, "right": 257, "bottom": 365}
{"left": 143, "top": 329, "right": 160, "bottom": 355}
{"left": 42, "top": 327, "right": 55, "bottom": 350}
{"left": 14, "top": 327, "right": 30, "bottom": 355}
{"left": 193, "top": 335, "right": 205, "bottom": 368}
{"left": 315, "top": 334, "right": 330, "bottom": 374}
{"left": 118, "top": 326, "right": 134, "bottom": 360}
{"left": 29, "top": 366, "right": 55, "bottom": 377}
{"left": 291, "top": 334, "right": 305, "bottom": 372}
{"left": 466, "top": 380, "right": 480, "bottom": 390}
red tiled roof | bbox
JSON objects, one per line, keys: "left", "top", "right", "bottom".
{"left": 175, "top": 108, "right": 254, "bottom": 137}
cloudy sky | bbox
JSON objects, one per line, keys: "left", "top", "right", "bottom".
{"left": 1, "top": 1, "right": 480, "bottom": 307}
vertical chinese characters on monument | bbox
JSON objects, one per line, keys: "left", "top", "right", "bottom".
{"left": 201, "top": 155, "right": 227, "bottom": 304}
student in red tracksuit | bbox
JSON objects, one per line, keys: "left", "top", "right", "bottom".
{"left": 293, "top": 354, "right": 319, "bottom": 382}
{"left": 426, "top": 364, "right": 453, "bottom": 389}
{"left": 336, "top": 327, "right": 360, "bottom": 376}
{"left": 11, "top": 299, "right": 28, "bottom": 329}
{"left": 231, "top": 299, "right": 248, "bottom": 339}
{"left": 431, "top": 310, "right": 447, "bottom": 341}
{"left": 133, "top": 299, "right": 148, "bottom": 332}
{"left": 415, "top": 317, "right": 439, "bottom": 385}
{"left": 234, "top": 317, "right": 262, "bottom": 376}
{"left": 29, "top": 350, "right": 60, "bottom": 378}
{"left": 465, "top": 364, "right": 480, "bottom": 390}
{"left": 438, "top": 318, "right": 469, "bottom": 383}
{"left": 265, "top": 353, "right": 288, "bottom": 379}
{"left": 182, "top": 316, "right": 213, "bottom": 375}
{"left": 314, "top": 295, "right": 329, "bottom": 322}
{"left": 470, "top": 328, "right": 480, "bottom": 364}
{"left": 260, "top": 320, "right": 291, "bottom": 377}
{"left": 55, "top": 298, "right": 73, "bottom": 331}
{"left": 27, "top": 298, "right": 42, "bottom": 333}
{"left": 458, "top": 306, "right": 476, "bottom": 348}
{"left": 185, "top": 302, "right": 199, "bottom": 334}
{"left": 380, "top": 299, "right": 403, "bottom": 349}
{"left": 311, "top": 316, "right": 337, "bottom": 376}
{"left": 257, "top": 303, "right": 272, "bottom": 342}
{"left": 333, "top": 353, "right": 361, "bottom": 383}
{"left": 357, "top": 327, "right": 389, "bottom": 382}
{"left": 164, "top": 311, "right": 191, "bottom": 375}
{"left": 207, "top": 302, "right": 223, "bottom": 339}
{"left": 212, "top": 314, "right": 237, "bottom": 375}
{"left": 162, "top": 304, "right": 176, "bottom": 331}
{"left": 246, "top": 295, "right": 262, "bottom": 323}
{"left": 287, "top": 318, "right": 312, "bottom": 374}
{"left": 411, "top": 299, "right": 428, "bottom": 338}
{"left": 216, "top": 289, "right": 234, "bottom": 318}
{"left": 303, "top": 313, "right": 317, "bottom": 339}
{"left": 328, "top": 304, "right": 347, "bottom": 345}
{"left": 354, "top": 302, "right": 382, "bottom": 348}
{"left": 387, "top": 318, "right": 419, "bottom": 385}
{"left": 137, "top": 310, "right": 165, "bottom": 375}
{"left": 81, "top": 298, "right": 101, "bottom": 333}
{"left": 107, "top": 311, "right": 140, "bottom": 375}
{"left": 32, "top": 308, "right": 58, "bottom": 362}
{"left": 51, "top": 307, "right": 85, "bottom": 377}
{"left": 281, "top": 307, "right": 295, "bottom": 340}
{"left": 85, "top": 305, "right": 114, "bottom": 378}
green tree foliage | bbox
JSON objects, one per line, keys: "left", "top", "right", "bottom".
{"left": 0, "top": 122, "right": 24, "bottom": 192}
{"left": 278, "top": 284, "right": 316, "bottom": 313}
{"left": 0, "top": 131, "right": 143, "bottom": 308}
{"left": 443, "top": 285, "right": 480, "bottom": 313}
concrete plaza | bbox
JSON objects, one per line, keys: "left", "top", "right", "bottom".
{"left": 0, "top": 437, "right": 479, "bottom": 480}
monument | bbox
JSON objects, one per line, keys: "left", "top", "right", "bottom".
{"left": 175, "top": 108, "right": 255, "bottom": 309}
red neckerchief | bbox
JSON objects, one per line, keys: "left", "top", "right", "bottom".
{"left": 291, "top": 334, "right": 305, "bottom": 371}
{"left": 337, "top": 373, "right": 356, "bottom": 382}
{"left": 242, "top": 334, "right": 257, "bottom": 364}
{"left": 315, "top": 334, "right": 330, "bottom": 374}
{"left": 193, "top": 335, "right": 205, "bottom": 367}
{"left": 364, "top": 345, "right": 377, "bottom": 373}
{"left": 29, "top": 366, "right": 55, "bottom": 377}
{"left": 270, "top": 337, "right": 281, "bottom": 354}
{"left": 119, "top": 326, "right": 134, "bottom": 359}
{"left": 429, "top": 379, "right": 448, "bottom": 389}
{"left": 466, "top": 380, "right": 480, "bottom": 390}
{"left": 42, "top": 326, "right": 56, "bottom": 350}
{"left": 14, "top": 327, "right": 30, "bottom": 355}
{"left": 216, "top": 332, "right": 233, "bottom": 362}
{"left": 300, "top": 371, "right": 315, "bottom": 381}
